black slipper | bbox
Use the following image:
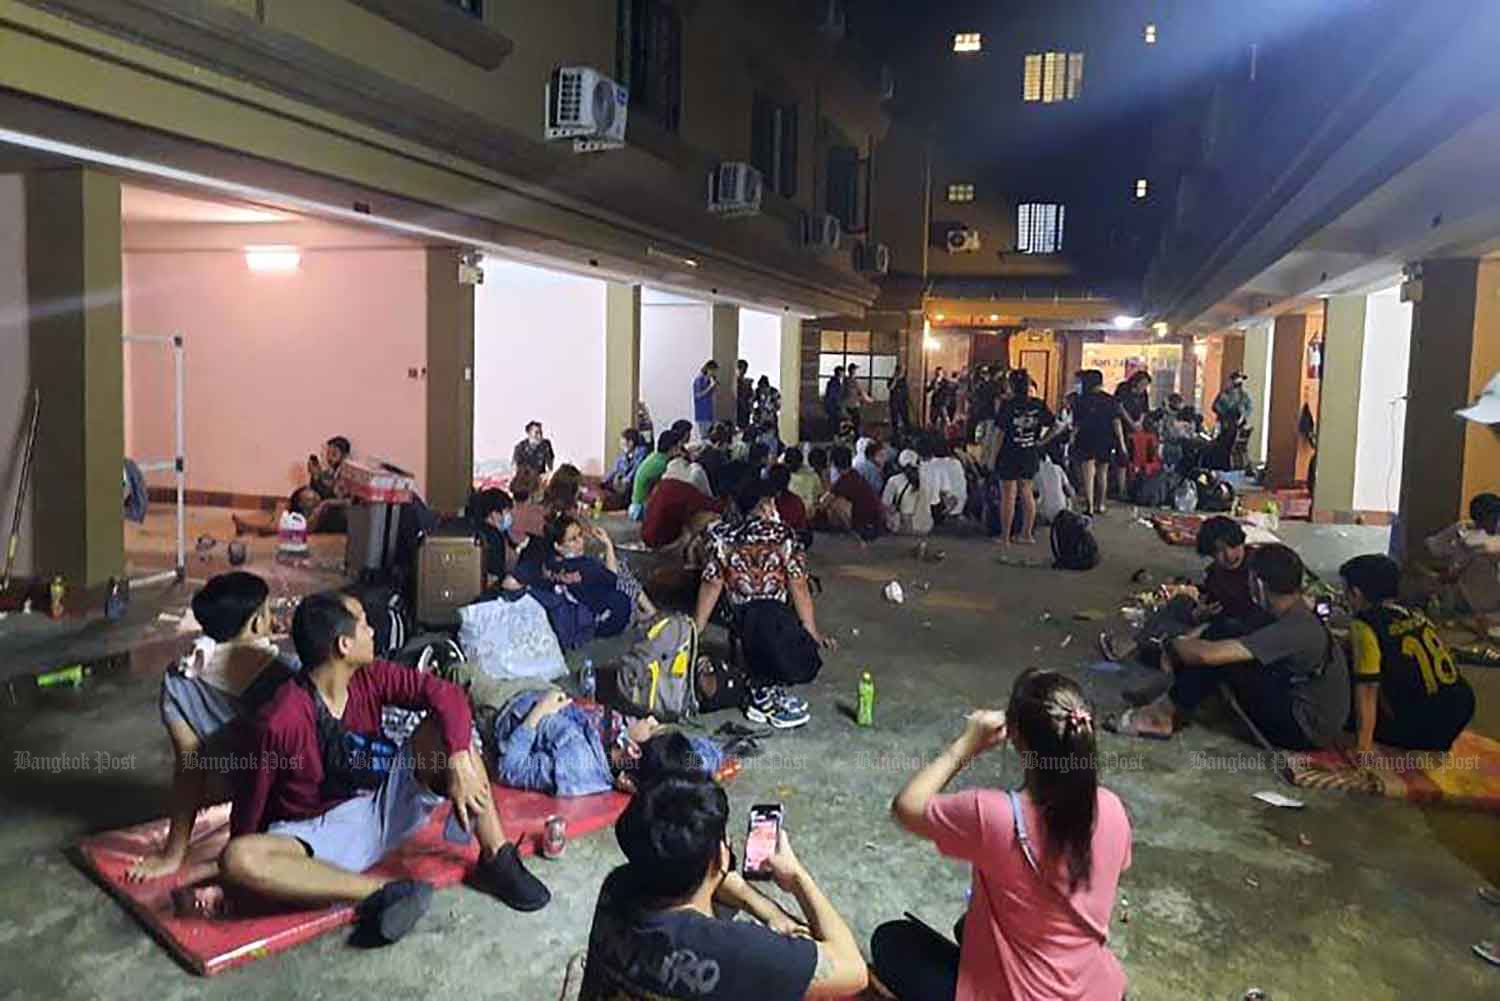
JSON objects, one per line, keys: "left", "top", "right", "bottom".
{"left": 472, "top": 843, "right": 551, "bottom": 912}
{"left": 715, "top": 722, "right": 772, "bottom": 739}
{"left": 721, "top": 737, "right": 764, "bottom": 758}
{"left": 356, "top": 879, "right": 433, "bottom": 945}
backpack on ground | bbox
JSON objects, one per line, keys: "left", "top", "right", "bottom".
{"left": 351, "top": 582, "right": 410, "bottom": 656}
{"left": 614, "top": 614, "right": 699, "bottom": 722}
{"left": 1194, "top": 471, "right": 1235, "bottom": 512}
{"left": 1051, "top": 510, "right": 1100, "bottom": 571}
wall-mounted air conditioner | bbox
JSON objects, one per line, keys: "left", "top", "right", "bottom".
{"left": 856, "top": 241, "right": 890, "bottom": 275}
{"left": 802, "top": 213, "right": 842, "bottom": 251}
{"left": 946, "top": 227, "right": 982, "bottom": 254}
{"left": 708, "top": 163, "right": 764, "bottom": 217}
{"left": 545, "top": 67, "right": 628, "bottom": 151}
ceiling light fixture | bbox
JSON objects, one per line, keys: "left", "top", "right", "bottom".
{"left": 245, "top": 245, "right": 300, "bottom": 273}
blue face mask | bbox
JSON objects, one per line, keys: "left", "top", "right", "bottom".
{"left": 499, "top": 512, "right": 514, "bottom": 533}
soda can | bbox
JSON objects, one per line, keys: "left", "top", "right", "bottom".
{"left": 541, "top": 815, "right": 567, "bottom": 859}
{"left": 48, "top": 576, "right": 66, "bottom": 620}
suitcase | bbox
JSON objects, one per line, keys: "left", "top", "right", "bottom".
{"left": 414, "top": 533, "right": 483, "bottom": 627}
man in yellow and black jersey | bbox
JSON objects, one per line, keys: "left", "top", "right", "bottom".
{"left": 1340, "top": 555, "right": 1475, "bottom": 754}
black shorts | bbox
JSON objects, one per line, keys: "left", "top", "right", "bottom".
{"left": 1075, "top": 439, "right": 1114, "bottom": 464}
{"left": 995, "top": 448, "right": 1041, "bottom": 482}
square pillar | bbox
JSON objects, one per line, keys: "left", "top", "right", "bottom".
{"left": 710, "top": 303, "right": 739, "bottom": 423}
{"left": 1242, "top": 320, "right": 1273, "bottom": 464}
{"left": 777, "top": 313, "right": 802, "bottom": 445}
{"left": 1312, "top": 295, "right": 1367, "bottom": 517}
{"left": 26, "top": 169, "right": 123, "bottom": 588}
{"left": 1266, "top": 313, "right": 1312, "bottom": 489}
{"left": 425, "top": 248, "right": 475, "bottom": 512}
{"left": 1395, "top": 259, "right": 1500, "bottom": 559}
{"left": 605, "top": 282, "right": 642, "bottom": 454}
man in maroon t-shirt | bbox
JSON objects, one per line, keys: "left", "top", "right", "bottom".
{"left": 221, "top": 593, "right": 550, "bottom": 945}
{"left": 828, "top": 445, "right": 883, "bottom": 540}
{"left": 641, "top": 477, "right": 726, "bottom": 549}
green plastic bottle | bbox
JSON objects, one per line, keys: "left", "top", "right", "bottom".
{"left": 36, "top": 664, "right": 86, "bottom": 689}
{"left": 857, "top": 672, "right": 875, "bottom": 727}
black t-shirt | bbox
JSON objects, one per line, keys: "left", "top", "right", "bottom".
{"left": 972, "top": 381, "right": 999, "bottom": 423}
{"left": 1117, "top": 388, "right": 1149, "bottom": 424}
{"left": 580, "top": 867, "right": 818, "bottom": 1001}
{"left": 996, "top": 398, "right": 1054, "bottom": 454}
{"left": 1074, "top": 392, "right": 1124, "bottom": 452}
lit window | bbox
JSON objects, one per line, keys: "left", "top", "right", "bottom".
{"left": 947, "top": 183, "right": 975, "bottom": 203}
{"left": 1017, "top": 203, "right": 1065, "bottom": 254}
{"left": 1023, "top": 52, "right": 1084, "bottom": 103}
{"left": 1144, "top": 23, "right": 1157, "bottom": 44}
{"left": 953, "top": 32, "right": 982, "bottom": 53}
{"left": 1135, "top": 178, "right": 1148, "bottom": 199}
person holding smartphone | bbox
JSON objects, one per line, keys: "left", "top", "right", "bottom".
{"left": 579, "top": 772, "right": 868, "bottom": 1000}
{"left": 878, "top": 670, "right": 1132, "bottom": 1001}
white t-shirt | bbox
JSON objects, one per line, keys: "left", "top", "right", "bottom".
{"left": 663, "top": 457, "right": 712, "bottom": 497}
{"left": 922, "top": 457, "right": 968, "bottom": 515}
{"left": 882, "top": 470, "right": 934, "bottom": 535}
{"left": 1034, "top": 457, "right": 1072, "bottom": 524}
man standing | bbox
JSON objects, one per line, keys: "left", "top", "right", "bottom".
{"left": 694, "top": 361, "right": 720, "bottom": 439}
{"left": 222, "top": 593, "right": 549, "bottom": 945}
{"left": 512, "top": 421, "right": 555, "bottom": 476}
{"left": 1213, "top": 370, "right": 1254, "bottom": 469}
{"left": 822, "top": 366, "right": 845, "bottom": 436}
{"left": 844, "top": 363, "right": 872, "bottom": 433}
{"left": 888, "top": 364, "right": 911, "bottom": 439}
{"left": 735, "top": 359, "right": 754, "bottom": 430}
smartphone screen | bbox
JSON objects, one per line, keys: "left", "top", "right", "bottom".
{"left": 743, "top": 803, "right": 783, "bottom": 881}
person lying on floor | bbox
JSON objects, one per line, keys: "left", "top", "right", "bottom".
{"left": 126, "top": 572, "right": 300, "bottom": 882}
{"left": 231, "top": 435, "right": 354, "bottom": 537}
{"left": 513, "top": 512, "right": 656, "bottom": 636}
{"left": 1426, "top": 491, "right": 1500, "bottom": 638}
{"left": 694, "top": 480, "right": 835, "bottom": 730}
{"left": 578, "top": 771, "right": 868, "bottom": 1001}
{"left": 490, "top": 693, "right": 721, "bottom": 796}
{"left": 877, "top": 670, "right": 1131, "bottom": 1001}
{"left": 221, "top": 592, "right": 549, "bottom": 944}
{"left": 1100, "top": 515, "right": 1259, "bottom": 664}
{"left": 1341, "top": 554, "right": 1475, "bottom": 755}
{"left": 1109, "top": 544, "right": 1349, "bottom": 750}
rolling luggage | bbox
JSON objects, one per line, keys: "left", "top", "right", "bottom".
{"left": 414, "top": 532, "right": 483, "bottom": 627}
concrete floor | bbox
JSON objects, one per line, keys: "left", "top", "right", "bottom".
{"left": 1, "top": 511, "right": 1497, "bottom": 999}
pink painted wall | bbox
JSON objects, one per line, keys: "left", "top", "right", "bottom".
{"left": 123, "top": 248, "right": 428, "bottom": 498}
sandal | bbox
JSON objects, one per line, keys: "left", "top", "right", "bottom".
{"left": 1474, "top": 941, "right": 1500, "bottom": 967}
{"left": 715, "top": 721, "right": 772, "bottom": 739}
{"left": 1479, "top": 885, "right": 1500, "bottom": 907}
{"left": 1104, "top": 707, "right": 1174, "bottom": 741}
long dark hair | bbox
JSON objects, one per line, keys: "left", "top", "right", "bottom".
{"left": 1007, "top": 669, "right": 1098, "bottom": 891}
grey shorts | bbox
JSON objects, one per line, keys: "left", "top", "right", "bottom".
{"left": 268, "top": 750, "right": 444, "bottom": 873}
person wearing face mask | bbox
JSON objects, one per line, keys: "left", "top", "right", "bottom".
{"left": 533, "top": 512, "right": 638, "bottom": 638}
{"left": 469, "top": 488, "right": 523, "bottom": 588}
{"left": 1108, "top": 544, "right": 1349, "bottom": 749}
{"left": 128, "top": 572, "right": 300, "bottom": 882}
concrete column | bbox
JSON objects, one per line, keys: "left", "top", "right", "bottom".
{"left": 1242, "top": 320, "right": 1273, "bottom": 463}
{"left": 25, "top": 169, "right": 123, "bottom": 588}
{"left": 1312, "top": 295, "right": 1368, "bottom": 518}
{"left": 907, "top": 317, "right": 928, "bottom": 426}
{"left": 1395, "top": 259, "right": 1500, "bottom": 559}
{"left": 0, "top": 176, "right": 31, "bottom": 581}
{"left": 1177, "top": 335, "right": 1198, "bottom": 407}
{"left": 710, "top": 303, "right": 739, "bottom": 423}
{"left": 604, "top": 282, "right": 642, "bottom": 455}
{"left": 1266, "top": 313, "right": 1309, "bottom": 489}
{"left": 424, "top": 248, "right": 475, "bottom": 512}
{"left": 778, "top": 313, "right": 802, "bottom": 444}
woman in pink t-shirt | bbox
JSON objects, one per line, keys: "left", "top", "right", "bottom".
{"left": 875, "top": 670, "right": 1132, "bottom": 1001}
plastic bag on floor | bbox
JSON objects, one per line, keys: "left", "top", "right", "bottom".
{"left": 458, "top": 592, "right": 567, "bottom": 681}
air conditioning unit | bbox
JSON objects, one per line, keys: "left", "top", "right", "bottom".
{"left": 708, "top": 162, "right": 764, "bottom": 217}
{"left": 946, "top": 226, "right": 982, "bottom": 253}
{"left": 855, "top": 241, "right": 890, "bottom": 275}
{"left": 545, "top": 67, "right": 628, "bottom": 150}
{"left": 802, "top": 213, "right": 842, "bottom": 251}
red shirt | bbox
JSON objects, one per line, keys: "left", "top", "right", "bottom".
{"left": 775, "top": 492, "right": 808, "bottom": 530}
{"left": 641, "top": 478, "right": 724, "bottom": 548}
{"left": 833, "top": 469, "right": 883, "bottom": 536}
{"left": 230, "top": 660, "right": 472, "bottom": 836}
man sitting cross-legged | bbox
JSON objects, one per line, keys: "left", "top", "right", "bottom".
{"left": 1109, "top": 544, "right": 1350, "bottom": 750}
{"left": 694, "top": 480, "right": 837, "bottom": 730}
{"left": 577, "top": 771, "right": 868, "bottom": 1001}
{"left": 220, "top": 592, "right": 550, "bottom": 945}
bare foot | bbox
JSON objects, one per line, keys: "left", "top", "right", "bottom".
{"left": 171, "top": 883, "right": 230, "bottom": 919}
{"left": 1018, "top": 535, "right": 1037, "bottom": 546}
{"left": 126, "top": 850, "right": 187, "bottom": 883}
{"left": 992, "top": 536, "right": 1010, "bottom": 547}
{"left": 1105, "top": 706, "right": 1175, "bottom": 740}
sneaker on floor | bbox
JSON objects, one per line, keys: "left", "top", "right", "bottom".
{"left": 472, "top": 842, "right": 551, "bottom": 912}
{"left": 1479, "top": 884, "right": 1500, "bottom": 907}
{"left": 745, "top": 687, "right": 810, "bottom": 729}
{"left": 770, "top": 686, "right": 809, "bottom": 714}
{"left": 357, "top": 879, "right": 433, "bottom": 945}
{"left": 1474, "top": 940, "right": 1500, "bottom": 967}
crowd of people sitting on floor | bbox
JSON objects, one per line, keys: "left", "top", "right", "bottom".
{"left": 117, "top": 358, "right": 1500, "bottom": 995}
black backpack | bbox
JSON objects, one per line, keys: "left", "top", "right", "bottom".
{"left": 1194, "top": 471, "right": 1235, "bottom": 512}
{"left": 1132, "top": 470, "right": 1175, "bottom": 509}
{"left": 1051, "top": 510, "right": 1100, "bottom": 571}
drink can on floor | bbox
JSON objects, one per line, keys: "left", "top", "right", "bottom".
{"left": 48, "top": 576, "right": 66, "bottom": 619}
{"left": 541, "top": 815, "right": 567, "bottom": 859}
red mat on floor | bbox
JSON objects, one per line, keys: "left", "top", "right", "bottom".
{"left": 76, "top": 786, "right": 629, "bottom": 975}
{"left": 1286, "top": 730, "right": 1500, "bottom": 811}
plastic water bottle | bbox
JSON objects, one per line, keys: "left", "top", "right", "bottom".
{"left": 580, "top": 658, "right": 596, "bottom": 700}
{"left": 857, "top": 672, "right": 875, "bottom": 727}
